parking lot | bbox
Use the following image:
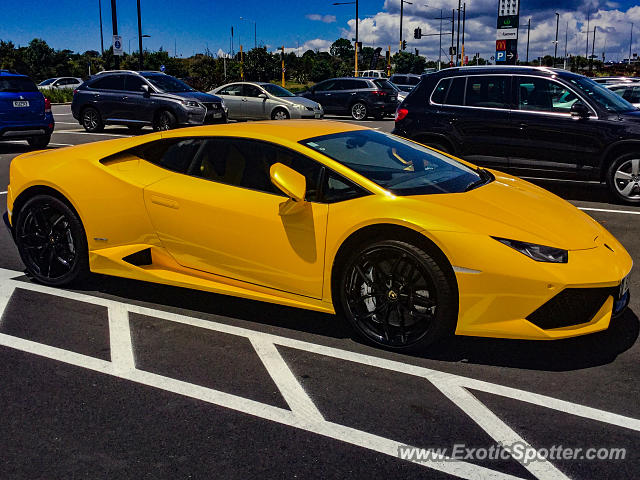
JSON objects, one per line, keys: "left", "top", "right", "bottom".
{"left": 0, "top": 105, "right": 639, "bottom": 479}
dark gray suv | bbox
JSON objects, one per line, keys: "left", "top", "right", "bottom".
{"left": 71, "top": 70, "right": 227, "bottom": 133}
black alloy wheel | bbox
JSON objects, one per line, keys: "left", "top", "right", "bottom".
{"left": 339, "top": 240, "right": 457, "bottom": 351}
{"left": 15, "top": 195, "right": 89, "bottom": 286}
{"left": 154, "top": 110, "right": 177, "bottom": 131}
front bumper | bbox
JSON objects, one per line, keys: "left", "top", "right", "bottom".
{"left": 429, "top": 230, "right": 633, "bottom": 340}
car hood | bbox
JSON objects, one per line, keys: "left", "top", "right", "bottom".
{"left": 280, "top": 96, "right": 320, "bottom": 108}
{"left": 617, "top": 109, "right": 640, "bottom": 121}
{"left": 405, "top": 171, "right": 603, "bottom": 250}
{"left": 157, "top": 91, "right": 222, "bottom": 103}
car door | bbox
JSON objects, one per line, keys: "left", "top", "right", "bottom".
{"left": 311, "top": 80, "right": 342, "bottom": 113}
{"left": 143, "top": 137, "right": 328, "bottom": 299}
{"left": 121, "top": 75, "right": 152, "bottom": 123}
{"left": 508, "top": 76, "right": 603, "bottom": 179}
{"left": 242, "top": 84, "right": 268, "bottom": 119}
{"left": 215, "top": 84, "right": 244, "bottom": 120}
{"left": 438, "top": 75, "right": 515, "bottom": 168}
{"left": 89, "top": 75, "right": 126, "bottom": 120}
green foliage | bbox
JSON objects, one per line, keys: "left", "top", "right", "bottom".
{"left": 39, "top": 88, "right": 74, "bottom": 103}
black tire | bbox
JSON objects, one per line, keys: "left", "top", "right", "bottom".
{"left": 27, "top": 135, "right": 51, "bottom": 149}
{"left": 15, "top": 195, "right": 89, "bottom": 287}
{"left": 153, "top": 110, "right": 177, "bottom": 131}
{"left": 606, "top": 153, "right": 640, "bottom": 204}
{"left": 350, "top": 102, "right": 368, "bottom": 121}
{"left": 271, "top": 108, "right": 290, "bottom": 120}
{"left": 336, "top": 239, "right": 457, "bottom": 352}
{"left": 81, "top": 106, "right": 104, "bottom": 133}
{"left": 127, "top": 125, "right": 145, "bottom": 133}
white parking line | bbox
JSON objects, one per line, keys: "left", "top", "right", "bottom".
{"left": 0, "top": 192, "right": 6, "bottom": 195}
{"left": 0, "top": 269, "right": 637, "bottom": 480}
{"left": 579, "top": 207, "right": 640, "bottom": 215}
{"left": 53, "top": 130, "right": 131, "bottom": 138}
{"left": 55, "top": 121, "right": 79, "bottom": 125}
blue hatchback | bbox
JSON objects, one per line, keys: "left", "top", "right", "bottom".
{"left": 0, "top": 70, "right": 54, "bottom": 148}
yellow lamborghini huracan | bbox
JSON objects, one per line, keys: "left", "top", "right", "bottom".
{"left": 5, "top": 120, "right": 632, "bottom": 351}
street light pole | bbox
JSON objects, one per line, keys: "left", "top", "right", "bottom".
{"left": 332, "top": 1, "right": 359, "bottom": 76}
{"left": 239, "top": 17, "right": 257, "bottom": 49}
{"left": 98, "top": 0, "right": 104, "bottom": 55}
{"left": 564, "top": 21, "right": 568, "bottom": 69}
{"left": 456, "top": 0, "right": 461, "bottom": 65}
{"left": 137, "top": 0, "right": 143, "bottom": 71}
{"left": 554, "top": 12, "right": 559, "bottom": 66}
{"left": 110, "top": 0, "right": 119, "bottom": 69}
{"left": 526, "top": 18, "right": 531, "bottom": 64}
{"left": 630, "top": 23, "right": 634, "bottom": 65}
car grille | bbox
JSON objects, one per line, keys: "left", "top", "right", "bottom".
{"left": 526, "top": 287, "right": 615, "bottom": 330}
{"left": 202, "top": 102, "right": 221, "bottom": 111}
{"left": 306, "top": 106, "right": 314, "bottom": 111}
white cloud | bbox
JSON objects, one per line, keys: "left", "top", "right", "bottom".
{"left": 306, "top": 14, "right": 337, "bottom": 23}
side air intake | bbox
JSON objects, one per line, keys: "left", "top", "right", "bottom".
{"left": 122, "top": 248, "right": 153, "bottom": 267}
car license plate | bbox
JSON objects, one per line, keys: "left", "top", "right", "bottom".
{"left": 13, "top": 100, "right": 29, "bottom": 108}
{"left": 315, "top": 113, "right": 321, "bottom": 118}
{"left": 212, "top": 112, "right": 222, "bottom": 118}
{"left": 619, "top": 274, "right": 630, "bottom": 297}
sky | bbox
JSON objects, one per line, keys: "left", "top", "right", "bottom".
{"left": 1, "top": 0, "right": 640, "bottom": 62}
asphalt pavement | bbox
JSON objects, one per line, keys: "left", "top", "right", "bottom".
{"left": 0, "top": 105, "right": 638, "bottom": 479}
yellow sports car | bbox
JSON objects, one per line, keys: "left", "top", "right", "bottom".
{"left": 4, "top": 120, "right": 632, "bottom": 351}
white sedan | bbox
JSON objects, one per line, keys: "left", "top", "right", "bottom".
{"left": 38, "top": 77, "right": 83, "bottom": 90}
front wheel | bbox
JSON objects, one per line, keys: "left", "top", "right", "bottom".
{"left": 338, "top": 239, "right": 457, "bottom": 352}
{"left": 607, "top": 154, "right": 640, "bottom": 204}
{"left": 350, "top": 102, "right": 368, "bottom": 121}
{"left": 153, "top": 110, "right": 177, "bottom": 131}
{"left": 271, "top": 108, "right": 290, "bottom": 120}
{"left": 15, "top": 195, "right": 89, "bottom": 286}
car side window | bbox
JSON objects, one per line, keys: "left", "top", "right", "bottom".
{"left": 431, "top": 78, "right": 451, "bottom": 103}
{"left": 465, "top": 76, "right": 509, "bottom": 109}
{"left": 243, "top": 85, "right": 263, "bottom": 97}
{"left": 124, "top": 75, "right": 147, "bottom": 92}
{"left": 408, "top": 76, "right": 421, "bottom": 85}
{"left": 316, "top": 81, "right": 335, "bottom": 91}
{"left": 133, "top": 139, "right": 202, "bottom": 173}
{"left": 445, "top": 77, "right": 466, "bottom": 105}
{"left": 322, "top": 169, "right": 367, "bottom": 203}
{"left": 90, "top": 75, "right": 125, "bottom": 91}
{"left": 187, "top": 139, "right": 323, "bottom": 201}
{"left": 517, "top": 77, "right": 578, "bottom": 113}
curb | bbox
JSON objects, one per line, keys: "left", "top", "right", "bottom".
{"left": 51, "top": 102, "right": 72, "bottom": 105}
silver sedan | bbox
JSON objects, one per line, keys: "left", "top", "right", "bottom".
{"left": 210, "top": 82, "right": 323, "bottom": 120}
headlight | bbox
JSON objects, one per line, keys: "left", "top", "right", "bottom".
{"left": 293, "top": 104, "right": 305, "bottom": 110}
{"left": 493, "top": 237, "right": 568, "bottom": 263}
{"left": 220, "top": 99, "right": 226, "bottom": 109}
{"left": 182, "top": 100, "right": 202, "bottom": 108}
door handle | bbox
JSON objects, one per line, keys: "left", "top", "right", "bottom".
{"left": 518, "top": 123, "right": 528, "bottom": 130}
{"left": 449, "top": 118, "right": 458, "bottom": 125}
{"left": 150, "top": 195, "right": 179, "bottom": 209}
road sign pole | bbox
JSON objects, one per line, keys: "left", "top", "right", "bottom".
{"left": 137, "top": 0, "right": 143, "bottom": 71}
{"left": 281, "top": 46, "right": 285, "bottom": 87}
{"left": 110, "top": 0, "right": 119, "bottom": 69}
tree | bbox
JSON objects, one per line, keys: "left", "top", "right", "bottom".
{"left": 310, "top": 58, "right": 332, "bottom": 82}
{"left": 330, "top": 38, "right": 353, "bottom": 61}
{"left": 244, "top": 47, "right": 277, "bottom": 82}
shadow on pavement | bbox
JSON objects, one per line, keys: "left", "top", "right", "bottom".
{"left": 525, "top": 178, "right": 614, "bottom": 204}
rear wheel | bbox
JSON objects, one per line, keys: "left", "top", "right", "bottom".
{"left": 27, "top": 135, "right": 51, "bottom": 149}
{"left": 607, "top": 153, "right": 640, "bottom": 204}
{"left": 338, "top": 239, "right": 457, "bottom": 352}
{"left": 351, "top": 102, "right": 368, "bottom": 120}
{"left": 81, "top": 107, "right": 104, "bottom": 133}
{"left": 15, "top": 195, "right": 89, "bottom": 286}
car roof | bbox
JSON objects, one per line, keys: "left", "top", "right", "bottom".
{"left": 425, "top": 65, "right": 586, "bottom": 80}
{"left": 0, "top": 69, "right": 28, "bottom": 77}
{"left": 161, "top": 119, "right": 366, "bottom": 143}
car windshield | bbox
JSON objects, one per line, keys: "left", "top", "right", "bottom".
{"left": 0, "top": 76, "right": 39, "bottom": 92}
{"left": 262, "top": 84, "right": 295, "bottom": 97}
{"left": 301, "top": 130, "right": 487, "bottom": 195}
{"left": 38, "top": 79, "right": 56, "bottom": 86}
{"left": 566, "top": 76, "right": 636, "bottom": 113}
{"left": 142, "top": 74, "right": 195, "bottom": 93}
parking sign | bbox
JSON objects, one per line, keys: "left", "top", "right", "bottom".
{"left": 496, "top": 51, "right": 506, "bottom": 62}
{"left": 112, "top": 35, "right": 123, "bottom": 56}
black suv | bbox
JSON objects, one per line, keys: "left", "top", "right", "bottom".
{"left": 71, "top": 70, "right": 227, "bottom": 133}
{"left": 389, "top": 73, "right": 422, "bottom": 92}
{"left": 300, "top": 77, "right": 398, "bottom": 120}
{"left": 393, "top": 66, "right": 640, "bottom": 204}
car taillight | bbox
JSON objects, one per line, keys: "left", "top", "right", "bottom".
{"left": 44, "top": 97, "right": 51, "bottom": 113}
{"left": 395, "top": 108, "right": 408, "bottom": 122}
{"left": 371, "top": 90, "right": 388, "bottom": 96}
{"left": 73, "top": 89, "right": 78, "bottom": 96}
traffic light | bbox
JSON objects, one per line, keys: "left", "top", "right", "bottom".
{"left": 415, "top": 49, "right": 419, "bottom": 56}
{"left": 402, "top": 40, "right": 407, "bottom": 50}
{"left": 414, "top": 27, "right": 422, "bottom": 39}
{"left": 385, "top": 50, "right": 390, "bottom": 63}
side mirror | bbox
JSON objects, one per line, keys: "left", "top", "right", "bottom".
{"left": 270, "top": 163, "right": 306, "bottom": 203}
{"left": 258, "top": 93, "right": 268, "bottom": 99}
{"left": 141, "top": 84, "right": 150, "bottom": 96}
{"left": 571, "top": 102, "right": 591, "bottom": 118}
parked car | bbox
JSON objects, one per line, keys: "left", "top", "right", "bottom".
{"left": 0, "top": 70, "right": 54, "bottom": 148}
{"left": 389, "top": 73, "right": 422, "bottom": 92}
{"left": 71, "top": 70, "right": 227, "bottom": 133}
{"left": 210, "top": 82, "right": 323, "bottom": 120}
{"left": 393, "top": 66, "right": 640, "bottom": 204}
{"left": 607, "top": 83, "right": 640, "bottom": 108}
{"left": 300, "top": 77, "right": 398, "bottom": 120}
{"left": 358, "top": 70, "right": 387, "bottom": 78}
{"left": 592, "top": 76, "right": 639, "bottom": 85}
{"left": 38, "top": 77, "right": 83, "bottom": 90}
